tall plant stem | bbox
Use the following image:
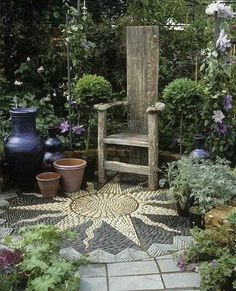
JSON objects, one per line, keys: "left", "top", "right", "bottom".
{"left": 180, "top": 112, "right": 183, "bottom": 155}
{"left": 195, "top": 54, "right": 198, "bottom": 81}
{"left": 214, "top": 12, "right": 221, "bottom": 49}
{"left": 85, "top": 110, "right": 92, "bottom": 154}
{"left": 66, "top": 13, "right": 73, "bottom": 151}
{"left": 77, "top": 0, "right": 80, "bottom": 16}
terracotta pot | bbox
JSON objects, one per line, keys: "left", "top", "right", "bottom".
{"left": 53, "top": 158, "right": 86, "bottom": 192}
{"left": 36, "top": 172, "right": 61, "bottom": 198}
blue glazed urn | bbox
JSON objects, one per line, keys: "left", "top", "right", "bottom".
{"left": 190, "top": 134, "right": 210, "bottom": 159}
{"left": 43, "top": 127, "right": 64, "bottom": 171}
{"left": 4, "top": 108, "right": 45, "bottom": 189}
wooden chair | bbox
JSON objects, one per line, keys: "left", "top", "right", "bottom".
{"left": 94, "top": 26, "right": 165, "bottom": 190}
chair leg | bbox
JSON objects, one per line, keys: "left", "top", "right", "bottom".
{"left": 148, "top": 113, "right": 158, "bottom": 191}
{"left": 98, "top": 144, "right": 107, "bottom": 184}
{"left": 98, "top": 110, "right": 107, "bottom": 184}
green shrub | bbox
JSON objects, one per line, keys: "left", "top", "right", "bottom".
{"left": 164, "top": 156, "right": 236, "bottom": 214}
{"left": 227, "top": 211, "right": 236, "bottom": 228}
{"left": 74, "top": 74, "right": 112, "bottom": 106}
{"left": 199, "top": 252, "right": 236, "bottom": 291}
{"left": 181, "top": 227, "right": 236, "bottom": 291}
{"left": 161, "top": 78, "right": 205, "bottom": 152}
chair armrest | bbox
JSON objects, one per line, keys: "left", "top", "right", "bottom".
{"left": 146, "top": 102, "right": 165, "bottom": 114}
{"left": 94, "top": 101, "right": 128, "bottom": 111}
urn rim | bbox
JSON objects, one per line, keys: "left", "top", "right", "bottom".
{"left": 10, "top": 107, "right": 37, "bottom": 117}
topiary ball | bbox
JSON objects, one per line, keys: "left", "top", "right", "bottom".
{"left": 74, "top": 74, "right": 112, "bottom": 106}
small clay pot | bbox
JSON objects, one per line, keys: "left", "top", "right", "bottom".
{"left": 53, "top": 158, "right": 87, "bottom": 192}
{"left": 36, "top": 172, "right": 61, "bottom": 198}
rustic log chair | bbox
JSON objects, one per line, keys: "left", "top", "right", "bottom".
{"left": 94, "top": 26, "right": 165, "bottom": 190}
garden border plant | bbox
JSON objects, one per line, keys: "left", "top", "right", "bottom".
{"left": 162, "top": 156, "right": 236, "bottom": 217}
{"left": 0, "top": 224, "right": 85, "bottom": 291}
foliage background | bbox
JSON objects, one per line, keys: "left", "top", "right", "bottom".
{"left": 0, "top": 0, "right": 235, "bottom": 160}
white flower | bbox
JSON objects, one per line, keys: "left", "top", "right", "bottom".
{"left": 205, "top": 2, "right": 218, "bottom": 15}
{"left": 212, "top": 110, "right": 225, "bottom": 123}
{"left": 53, "top": 92, "right": 57, "bottom": 97}
{"left": 14, "top": 80, "right": 23, "bottom": 86}
{"left": 205, "top": 1, "right": 234, "bottom": 19}
{"left": 26, "top": 57, "right": 31, "bottom": 62}
{"left": 216, "top": 29, "right": 231, "bottom": 53}
{"left": 37, "top": 66, "right": 44, "bottom": 73}
{"left": 166, "top": 18, "right": 188, "bottom": 31}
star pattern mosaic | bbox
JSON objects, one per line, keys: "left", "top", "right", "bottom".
{"left": 1, "top": 178, "right": 190, "bottom": 254}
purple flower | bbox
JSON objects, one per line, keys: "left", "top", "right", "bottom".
{"left": 216, "top": 122, "right": 227, "bottom": 136}
{"left": 212, "top": 110, "right": 225, "bottom": 123}
{"left": 217, "top": 2, "right": 234, "bottom": 19}
{"left": 223, "top": 94, "right": 233, "bottom": 111}
{"left": 216, "top": 30, "right": 231, "bottom": 53}
{"left": 177, "top": 257, "right": 186, "bottom": 271}
{"left": 59, "top": 121, "right": 70, "bottom": 133}
{"left": 72, "top": 125, "right": 85, "bottom": 135}
{"left": 71, "top": 101, "right": 80, "bottom": 111}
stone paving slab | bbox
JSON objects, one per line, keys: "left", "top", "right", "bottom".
{"left": 109, "top": 274, "right": 164, "bottom": 291}
{"left": 79, "top": 264, "right": 106, "bottom": 278}
{"left": 157, "top": 258, "right": 181, "bottom": 272}
{"left": 156, "top": 254, "right": 174, "bottom": 260}
{"left": 108, "top": 259, "right": 159, "bottom": 277}
{"left": 79, "top": 276, "right": 108, "bottom": 291}
{"left": 162, "top": 272, "right": 200, "bottom": 289}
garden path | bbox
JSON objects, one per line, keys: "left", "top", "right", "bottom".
{"left": 78, "top": 254, "right": 200, "bottom": 291}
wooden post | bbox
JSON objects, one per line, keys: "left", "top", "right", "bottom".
{"left": 97, "top": 110, "right": 107, "bottom": 183}
{"left": 148, "top": 112, "right": 158, "bottom": 191}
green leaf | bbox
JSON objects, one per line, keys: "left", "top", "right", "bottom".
{"left": 21, "top": 257, "right": 48, "bottom": 272}
{"left": 28, "top": 275, "right": 56, "bottom": 291}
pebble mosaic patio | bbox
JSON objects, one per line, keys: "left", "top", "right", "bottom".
{"left": 0, "top": 176, "right": 191, "bottom": 263}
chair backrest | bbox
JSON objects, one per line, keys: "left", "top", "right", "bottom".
{"left": 127, "top": 26, "right": 159, "bottom": 134}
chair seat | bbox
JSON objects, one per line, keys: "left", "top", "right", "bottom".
{"left": 103, "top": 133, "right": 148, "bottom": 147}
